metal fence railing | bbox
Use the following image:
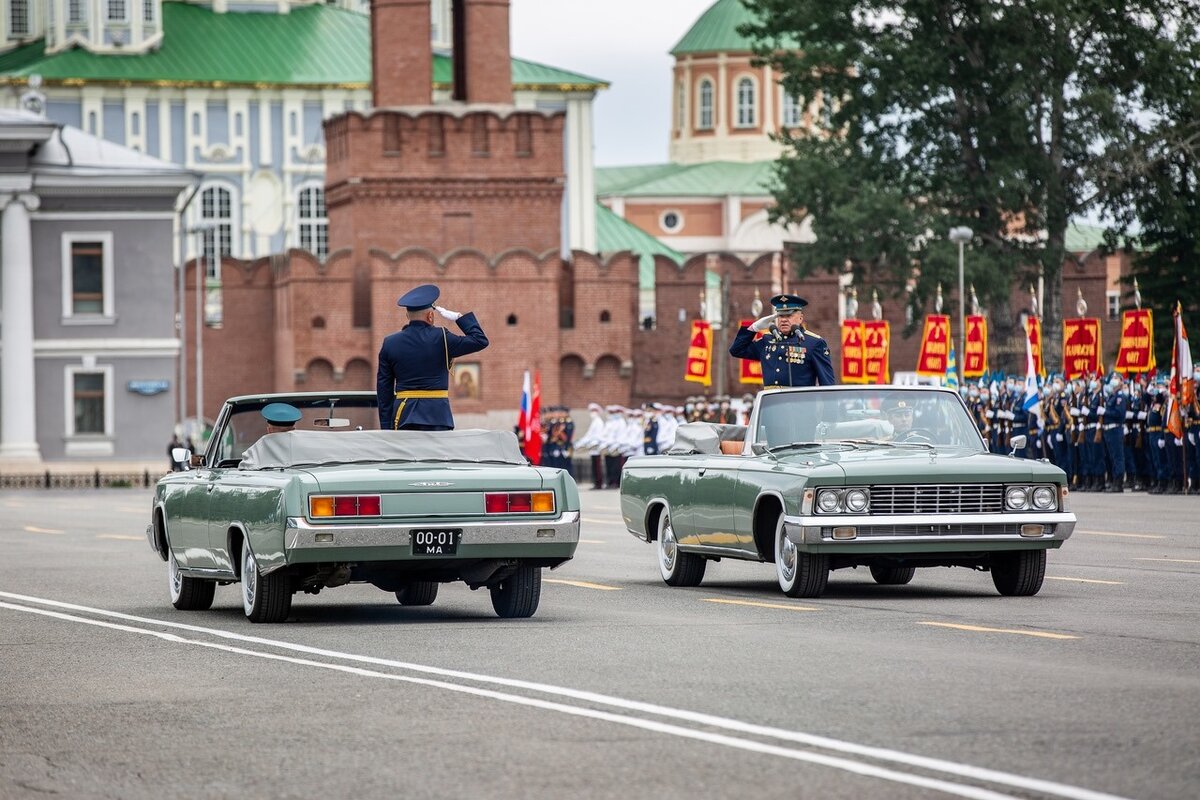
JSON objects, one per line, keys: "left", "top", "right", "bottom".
{"left": 0, "top": 470, "right": 166, "bottom": 490}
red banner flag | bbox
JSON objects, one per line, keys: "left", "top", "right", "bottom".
{"left": 1171, "top": 302, "right": 1194, "bottom": 408}
{"left": 516, "top": 370, "right": 541, "bottom": 465}
{"left": 1114, "top": 309, "right": 1156, "bottom": 375}
{"left": 962, "top": 315, "right": 988, "bottom": 378}
{"left": 915, "top": 314, "right": 951, "bottom": 376}
{"left": 1062, "top": 318, "right": 1102, "bottom": 380}
{"left": 864, "top": 320, "right": 890, "bottom": 384}
{"left": 737, "top": 319, "right": 764, "bottom": 384}
{"left": 685, "top": 320, "right": 713, "bottom": 386}
{"left": 1026, "top": 315, "right": 1046, "bottom": 377}
{"left": 840, "top": 320, "right": 867, "bottom": 383}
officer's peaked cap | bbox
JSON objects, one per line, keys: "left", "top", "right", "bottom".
{"left": 397, "top": 283, "right": 440, "bottom": 311}
{"left": 262, "top": 402, "right": 302, "bottom": 426}
{"left": 770, "top": 294, "right": 808, "bottom": 312}
{"left": 882, "top": 394, "right": 915, "bottom": 414}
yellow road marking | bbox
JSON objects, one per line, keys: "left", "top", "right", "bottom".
{"left": 22, "top": 526, "right": 63, "bottom": 535}
{"left": 1132, "top": 557, "right": 1200, "bottom": 564}
{"left": 544, "top": 578, "right": 622, "bottom": 591}
{"left": 578, "top": 539, "right": 606, "bottom": 544}
{"left": 919, "top": 622, "right": 1078, "bottom": 640}
{"left": 116, "top": 506, "right": 147, "bottom": 514}
{"left": 1045, "top": 576, "right": 1125, "bottom": 585}
{"left": 1075, "top": 529, "right": 1165, "bottom": 540}
{"left": 703, "top": 598, "right": 820, "bottom": 612}
{"left": 97, "top": 534, "right": 142, "bottom": 541}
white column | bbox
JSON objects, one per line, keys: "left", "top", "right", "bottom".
{"left": 0, "top": 192, "right": 43, "bottom": 463}
{"left": 566, "top": 95, "right": 596, "bottom": 253}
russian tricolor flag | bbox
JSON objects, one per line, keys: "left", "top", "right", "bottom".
{"left": 517, "top": 370, "right": 541, "bottom": 465}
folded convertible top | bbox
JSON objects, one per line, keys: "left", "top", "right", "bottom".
{"left": 239, "top": 429, "right": 528, "bottom": 469}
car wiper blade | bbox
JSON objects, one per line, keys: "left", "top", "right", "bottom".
{"left": 768, "top": 441, "right": 856, "bottom": 454}
{"left": 842, "top": 439, "right": 936, "bottom": 450}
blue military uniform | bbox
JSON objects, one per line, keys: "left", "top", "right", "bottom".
{"left": 729, "top": 294, "right": 836, "bottom": 387}
{"left": 1100, "top": 379, "right": 1127, "bottom": 492}
{"left": 376, "top": 284, "right": 489, "bottom": 431}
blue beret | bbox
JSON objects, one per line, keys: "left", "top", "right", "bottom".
{"left": 262, "top": 402, "right": 302, "bottom": 425}
{"left": 397, "top": 283, "right": 440, "bottom": 311}
{"left": 770, "top": 294, "right": 808, "bottom": 312}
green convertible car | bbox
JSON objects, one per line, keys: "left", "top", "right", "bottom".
{"left": 620, "top": 386, "right": 1076, "bottom": 598}
{"left": 147, "top": 392, "right": 580, "bottom": 622}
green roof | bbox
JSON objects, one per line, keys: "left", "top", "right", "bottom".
{"left": 595, "top": 202, "right": 684, "bottom": 287}
{"left": 596, "top": 160, "right": 775, "bottom": 197}
{"left": 1065, "top": 221, "right": 1129, "bottom": 252}
{"left": 0, "top": 3, "right": 607, "bottom": 90}
{"left": 672, "top": 0, "right": 762, "bottom": 55}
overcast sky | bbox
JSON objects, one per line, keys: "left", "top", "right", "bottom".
{"left": 510, "top": 0, "right": 718, "bottom": 167}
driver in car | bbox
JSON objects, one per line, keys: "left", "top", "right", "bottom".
{"left": 883, "top": 395, "right": 918, "bottom": 441}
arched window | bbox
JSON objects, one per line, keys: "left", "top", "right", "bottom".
{"left": 736, "top": 77, "right": 757, "bottom": 128}
{"left": 781, "top": 90, "right": 802, "bottom": 127}
{"left": 697, "top": 79, "right": 714, "bottom": 130}
{"left": 198, "top": 183, "right": 235, "bottom": 280}
{"left": 298, "top": 184, "right": 328, "bottom": 260}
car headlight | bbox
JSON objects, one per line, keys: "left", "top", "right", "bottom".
{"left": 1005, "top": 486, "right": 1029, "bottom": 511}
{"left": 1031, "top": 486, "right": 1056, "bottom": 510}
{"left": 817, "top": 489, "right": 841, "bottom": 513}
{"left": 844, "top": 488, "right": 870, "bottom": 513}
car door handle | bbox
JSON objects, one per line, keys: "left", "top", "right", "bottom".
{"left": 698, "top": 468, "right": 707, "bottom": 476}
{"left": 207, "top": 484, "right": 215, "bottom": 493}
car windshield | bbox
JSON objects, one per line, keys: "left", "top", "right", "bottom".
{"left": 755, "top": 388, "right": 985, "bottom": 452}
{"left": 211, "top": 396, "right": 380, "bottom": 466}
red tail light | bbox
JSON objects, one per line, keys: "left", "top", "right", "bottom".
{"left": 333, "top": 496, "right": 357, "bottom": 516}
{"left": 357, "top": 496, "right": 381, "bottom": 516}
{"left": 483, "top": 491, "right": 554, "bottom": 514}
{"left": 310, "top": 495, "right": 382, "bottom": 518}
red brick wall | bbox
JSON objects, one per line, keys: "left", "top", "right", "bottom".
{"left": 464, "top": 0, "right": 513, "bottom": 104}
{"left": 371, "top": 0, "right": 432, "bottom": 107}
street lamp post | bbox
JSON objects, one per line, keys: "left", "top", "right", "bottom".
{"left": 948, "top": 226, "right": 973, "bottom": 380}
{"left": 188, "top": 224, "right": 217, "bottom": 438}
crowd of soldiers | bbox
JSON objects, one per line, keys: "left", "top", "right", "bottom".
{"left": 964, "top": 371, "right": 1200, "bottom": 494}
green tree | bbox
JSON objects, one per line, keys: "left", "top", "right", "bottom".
{"left": 741, "top": 0, "right": 1198, "bottom": 372}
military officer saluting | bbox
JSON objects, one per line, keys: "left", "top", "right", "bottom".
{"left": 729, "top": 294, "right": 836, "bottom": 387}
{"left": 376, "top": 284, "right": 489, "bottom": 431}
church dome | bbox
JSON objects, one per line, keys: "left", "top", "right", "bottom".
{"left": 670, "top": 0, "right": 758, "bottom": 56}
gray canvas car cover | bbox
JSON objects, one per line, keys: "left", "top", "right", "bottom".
{"left": 238, "top": 429, "right": 527, "bottom": 470}
{"left": 667, "top": 423, "right": 748, "bottom": 455}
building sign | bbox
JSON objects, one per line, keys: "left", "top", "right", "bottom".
{"left": 915, "top": 314, "right": 951, "bottom": 376}
{"left": 1062, "top": 318, "right": 1102, "bottom": 379}
{"left": 962, "top": 315, "right": 988, "bottom": 378}
{"left": 684, "top": 320, "right": 713, "bottom": 387}
{"left": 127, "top": 380, "right": 170, "bottom": 396}
{"left": 1114, "top": 308, "right": 1156, "bottom": 375}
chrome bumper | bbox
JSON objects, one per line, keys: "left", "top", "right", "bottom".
{"left": 784, "top": 511, "right": 1076, "bottom": 548}
{"left": 283, "top": 510, "right": 581, "bottom": 552}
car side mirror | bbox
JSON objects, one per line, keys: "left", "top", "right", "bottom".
{"left": 751, "top": 442, "right": 768, "bottom": 455}
{"left": 1009, "top": 435, "right": 1027, "bottom": 456}
{"left": 171, "top": 447, "right": 190, "bottom": 466}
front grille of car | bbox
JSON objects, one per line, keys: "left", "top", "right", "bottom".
{"left": 821, "top": 523, "right": 1056, "bottom": 538}
{"left": 869, "top": 484, "right": 1005, "bottom": 515}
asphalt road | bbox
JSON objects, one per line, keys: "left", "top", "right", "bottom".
{"left": 1, "top": 487, "right": 1197, "bottom": 800}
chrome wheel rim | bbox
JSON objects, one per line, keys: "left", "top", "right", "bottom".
{"left": 777, "top": 523, "right": 797, "bottom": 584}
{"left": 659, "top": 516, "right": 677, "bottom": 574}
{"left": 168, "top": 550, "right": 183, "bottom": 602}
{"left": 242, "top": 548, "right": 257, "bottom": 615}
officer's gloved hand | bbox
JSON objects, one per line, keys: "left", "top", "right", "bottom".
{"left": 434, "top": 306, "right": 462, "bottom": 322}
{"left": 748, "top": 314, "right": 776, "bottom": 333}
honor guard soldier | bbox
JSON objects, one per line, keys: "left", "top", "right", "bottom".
{"left": 376, "top": 284, "right": 489, "bottom": 431}
{"left": 729, "top": 294, "right": 836, "bottom": 388}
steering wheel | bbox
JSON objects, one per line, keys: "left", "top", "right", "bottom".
{"left": 896, "top": 427, "right": 936, "bottom": 444}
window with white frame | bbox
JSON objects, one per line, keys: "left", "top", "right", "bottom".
{"left": 9, "top": 0, "right": 30, "bottom": 36}
{"left": 61, "top": 232, "right": 114, "bottom": 319}
{"left": 70, "top": 369, "right": 109, "bottom": 436}
{"left": 298, "top": 185, "right": 329, "bottom": 260}
{"left": 1106, "top": 290, "right": 1120, "bottom": 321}
{"left": 736, "top": 77, "right": 757, "bottom": 127}
{"left": 697, "top": 79, "right": 714, "bottom": 130}
{"left": 68, "top": 0, "right": 85, "bottom": 24}
{"left": 199, "top": 184, "right": 235, "bottom": 279}
{"left": 143, "top": 0, "right": 154, "bottom": 23}
{"left": 676, "top": 82, "right": 685, "bottom": 131}
{"left": 781, "top": 90, "right": 802, "bottom": 127}
{"left": 107, "top": 0, "right": 127, "bottom": 22}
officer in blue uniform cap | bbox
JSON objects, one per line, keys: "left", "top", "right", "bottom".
{"left": 729, "top": 293, "right": 836, "bottom": 387}
{"left": 261, "top": 402, "right": 302, "bottom": 432}
{"left": 376, "top": 283, "right": 489, "bottom": 431}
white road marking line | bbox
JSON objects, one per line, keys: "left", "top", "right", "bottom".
{"left": 919, "top": 622, "right": 1079, "bottom": 640}
{"left": 0, "top": 600, "right": 1026, "bottom": 800}
{"left": 0, "top": 591, "right": 1129, "bottom": 800}
{"left": 22, "top": 526, "right": 64, "bottom": 535}
{"left": 578, "top": 539, "right": 606, "bottom": 544}
{"left": 97, "top": 534, "right": 142, "bottom": 541}
{"left": 544, "top": 578, "right": 622, "bottom": 591}
{"left": 703, "top": 598, "right": 820, "bottom": 612}
{"left": 581, "top": 516, "right": 624, "bottom": 525}
{"left": 1045, "top": 576, "right": 1124, "bottom": 586}
{"left": 1132, "top": 557, "right": 1200, "bottom": 565}
{"left": 1075, "top": 530, "right": 1165, "bottom": 540}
